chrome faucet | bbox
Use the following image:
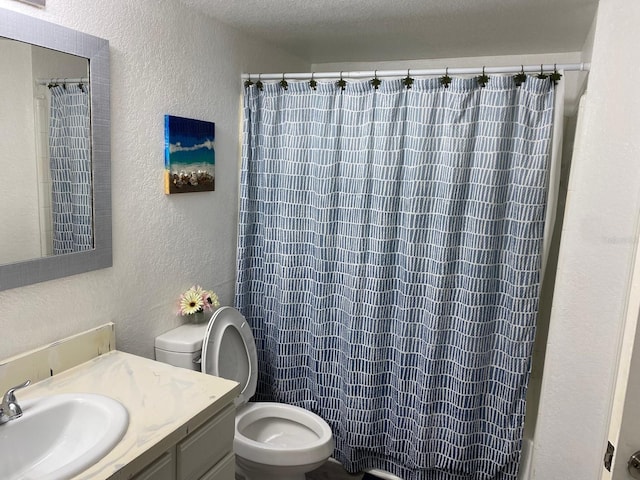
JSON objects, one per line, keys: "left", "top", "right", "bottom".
{"left": 0, "top": 380, "right": 31, "bottom": 425}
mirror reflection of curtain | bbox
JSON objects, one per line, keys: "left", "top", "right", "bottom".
{"left": 49, "top": 84, "right": 92, "bottom": 255}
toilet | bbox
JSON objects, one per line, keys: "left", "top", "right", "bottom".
{"left": 155, "top": 306, "right": 334, "bottom": 480}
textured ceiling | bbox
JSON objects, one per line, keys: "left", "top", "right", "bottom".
{"left": 179, "top": 0, "right": 599, "bottom": 63}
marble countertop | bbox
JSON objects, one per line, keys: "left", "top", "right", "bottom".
{"left": 17, "top": 350, "right": 240, "bottom": 480}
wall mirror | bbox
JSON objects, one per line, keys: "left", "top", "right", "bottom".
{"left": 0, "top": 8, "right": 111, "bottom": 291}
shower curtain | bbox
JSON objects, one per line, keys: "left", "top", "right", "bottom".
{"left": 237, "top": 75, "right": 556, "bottom": 480}
{"left": 49, "top": 84, "right": 92, "bottom": 255}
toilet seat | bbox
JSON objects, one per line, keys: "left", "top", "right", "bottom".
{"left": 201, "top": 306, "right": 258, "bottom": 406}
{"left": 199, "top": 307, "right": 334, "bottom": 480}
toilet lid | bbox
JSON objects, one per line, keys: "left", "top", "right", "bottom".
{"left": 201, "top": 307, "right": 257, "bottom": 406}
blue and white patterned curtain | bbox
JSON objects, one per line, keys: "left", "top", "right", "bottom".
{"left": 237, "top": 76, "right": 555, "bottom": 480}
{"left": 49, "top": 84, "right": 92, "bottom": 255}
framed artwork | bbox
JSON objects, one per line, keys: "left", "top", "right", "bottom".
{"left": 164, "top": 115, "right": 215, "bottom": 194}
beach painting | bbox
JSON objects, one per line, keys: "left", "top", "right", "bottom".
{"left": 164, "top": 115, "right": 215, "bottom": 194}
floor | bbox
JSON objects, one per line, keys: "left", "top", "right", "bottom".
{"left": 237, "top": 459, "right": 370, "bottom": 480}
{"left": 306, "top": 460, "right": 364, "bottom": 479}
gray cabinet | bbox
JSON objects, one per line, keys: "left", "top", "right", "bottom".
{"left": 199, "top": 454, "right": 235, "bottom": 480}
{"left": 177, "top": 405, "right": 235, "bottom": 480}
{"left": 132, "top": 405, "right": 235, "bottom": 480}
{"left": 131, "top": 450, "right": 175, "bottom": 480}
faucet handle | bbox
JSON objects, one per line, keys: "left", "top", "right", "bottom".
{"left": 3, "top": 380, "right": 31, "bottom": 404}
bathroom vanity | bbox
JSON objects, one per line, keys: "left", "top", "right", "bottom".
{"left": 0, "top": 324, "right": 240, "bottom": 480}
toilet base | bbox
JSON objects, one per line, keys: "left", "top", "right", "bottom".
{"left": 236, "top": 455, "right": 326, "bottom": 480}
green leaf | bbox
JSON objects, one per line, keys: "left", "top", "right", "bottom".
{"left": 279, "top": 79, "right": 288, "bottom": 90}
{"left": 402, "top": 75, "right": 414, "bottom": 89}
{"left": 550, "top": 71, "right": 562, "bottom": 85}
{"left": 309, "top": 78, "right": 318, "bottom": 90}
{"left": 477, "top": 74, "right": 490, "bottom": 88}
{"left": 337, "top": 78, "right": 347, "bottom": 91}
{"left": 256, "top": 80, "right": 264, "bottom": 91}
{"left": 514, "top": 72, "right": 527, "bottom": 87}
{"left": 370, "top": 77, "right": 382, "bottom": 90}
{"left": 440, "top": 74, "right": 452, "bottom": 88}
{"left": 244, "top": 79, "right": 254, "bottom": 89}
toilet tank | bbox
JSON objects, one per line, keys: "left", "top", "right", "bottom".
{"left": 155, "top": 323, "right": 208, "bottom": 371}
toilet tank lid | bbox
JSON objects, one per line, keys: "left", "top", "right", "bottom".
{"left": 155, "top": 323, "right": 209, "bottom": 353}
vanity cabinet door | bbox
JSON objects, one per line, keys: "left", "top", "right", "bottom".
{"left": 131, "top": 449, "right": 175, "bottom": 480}
{"left": 199, "top": 452, "right": 235, "bottom": 480}
{"left": 176, "top": 405, "right": 235, "bottom": 480}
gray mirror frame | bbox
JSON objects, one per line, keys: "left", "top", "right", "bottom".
{"left": 0, "top": 8, "right": 111, "bottom": 291}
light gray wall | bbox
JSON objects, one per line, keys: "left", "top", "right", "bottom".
{"left": 0, "top": 0, "right": 308, "bottom": 360}
{"left": 0, "top": 39, "right": 40, "bottom": 263}
{"left": 2, "top": 2, "right": 634, "bottom": 480}
{"left": 533, "top": 1, "right": 640, "bottom": 478}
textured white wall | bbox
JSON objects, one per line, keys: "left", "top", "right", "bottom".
{"left": 2, "top": 2, "right": 635, "bottom": 479}
{"left": 532, "top": 0, "right": 640, "bottom": 478}
{"left": 0, "top": 0, "right": 307, "bottom": 360}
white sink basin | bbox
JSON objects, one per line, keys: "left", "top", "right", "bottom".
{"left": 0, "top": 393, "right": 129, "bottom": 480}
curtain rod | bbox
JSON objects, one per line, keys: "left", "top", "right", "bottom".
{"left": 36, "top": 77, "right": 89, "bottom": 86}
{"left": 241, "top": 63, "right": 590, "bottom": 81}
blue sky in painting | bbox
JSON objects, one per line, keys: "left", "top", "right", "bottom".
{"left": 165, "top": 115, "right": 215, "bottom": 169}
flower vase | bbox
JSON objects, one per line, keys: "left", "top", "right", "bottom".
{"left": 190, "top": 310, "right": 207, "bottom": 324}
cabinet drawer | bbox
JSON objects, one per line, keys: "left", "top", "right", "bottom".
{"left": 130, "top": 449, "right": 175, "bottom": 480}
{"left": 199, "top": 452, "right": 235, "bottom": 480}
{"left": 177, "top": 405, "right": 235, "bottom": 480}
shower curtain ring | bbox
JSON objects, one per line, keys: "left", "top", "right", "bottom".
{"left": 478, "top": 66, "right": 489, "bottom": 88}
{"left": 371, "top": 70, "right": 381, "bottom": 89}
{"left": 309, "top": 72, "right": 317, "bottom": 90}
{"left": 537, "top": 64, "right": 548, "bottom": 80}
{"left": 440, "top": 67, "right": 452, "bottom": 88}
{"left": 256, "top": 73, "right": 264, "bottom": 91}
{"left": 514, "top": 66, "right": 527, "bottom": 86}
{"left": 550, "top": 64, "right": 562, "bottom": 86}
{"left": 403, "top": 69, "right": 414, "bottom": 89}
{"left": 337, "top": 71, "right": 346, "bottom": 90}
{"left": 280, "top": 73, "right": 288, "bottom": 90}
